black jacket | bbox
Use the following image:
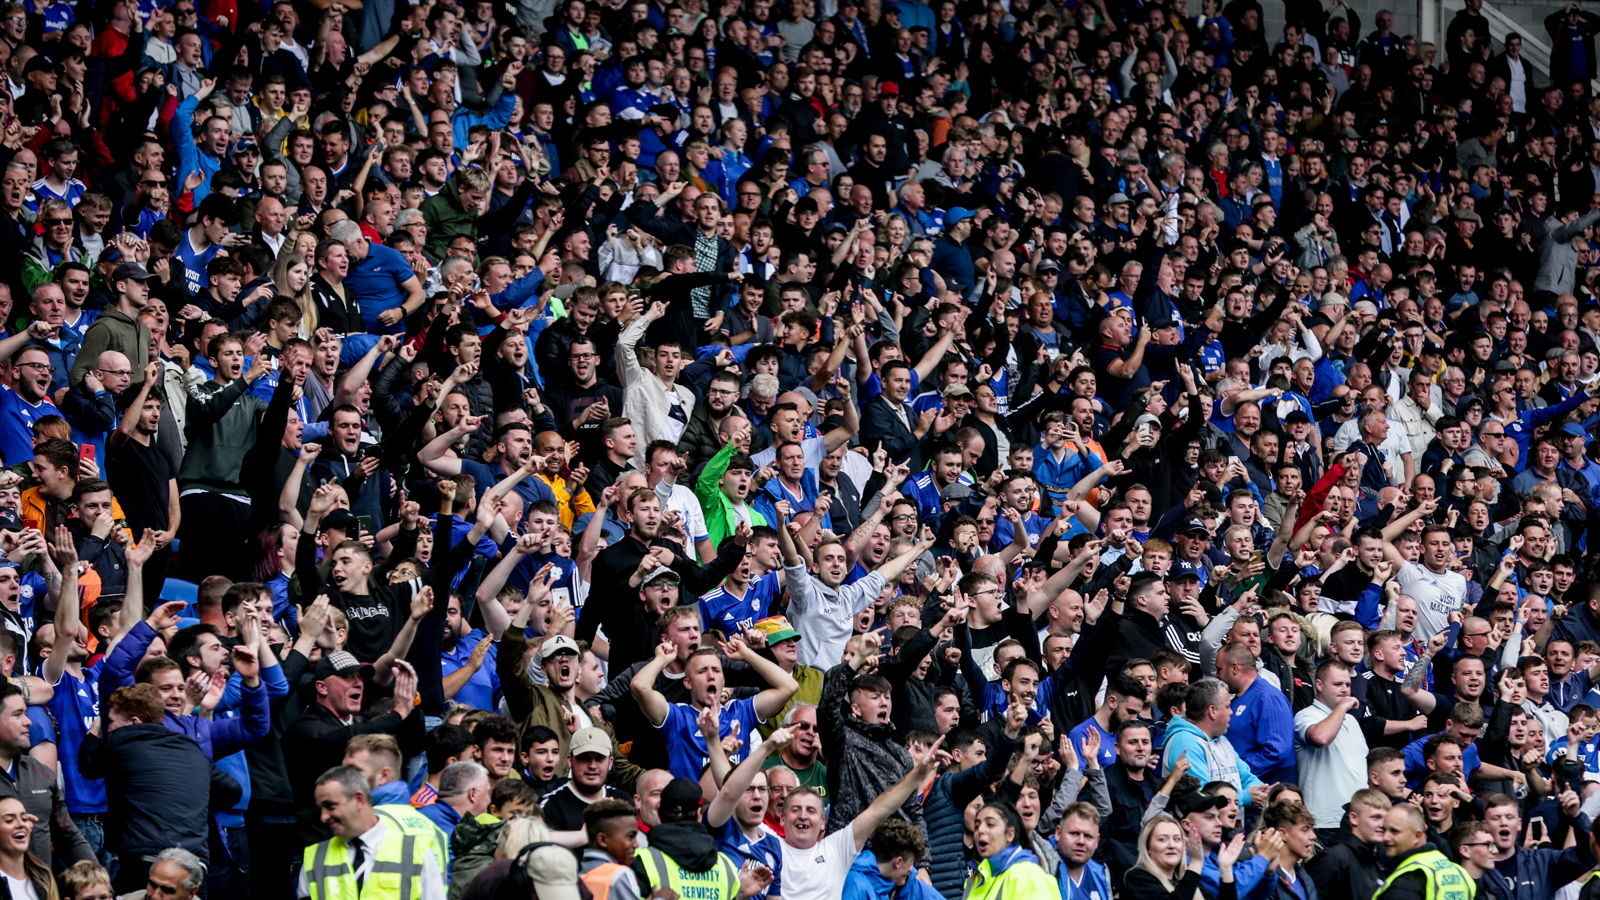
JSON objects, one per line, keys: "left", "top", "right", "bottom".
{"left": 0, "top": 753, "right": 93, "bottom": 865}
{"left": 282, "top": 702, "right": 425, "bottom": 845}
{"left": 1304, "top": 821, "right": 1386, "bottom": 900}
{"left": 631, "top": 820, "right": 722, "bottom": 888}
{"left": 79, "top": 723, "right": 241, "bottom": 861}
{"left": 578, "top": 534, "right": 742, "bottom": 672}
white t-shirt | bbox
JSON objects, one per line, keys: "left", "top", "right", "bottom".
{"left": 778, "top": 824, "right": 857, "bottom": 900}
{"left": 657, "top": 480, "right": 711, "bottom": 543}
{"left": 1293, "top": 700, "right": 1368, "bottom": 829}
{"left": 2, "top": 874, "right": 36, "bottom": 900}
{"left": 1396, "top": 561, "right": 1467, "bottom": 639}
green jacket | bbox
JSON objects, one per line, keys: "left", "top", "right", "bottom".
{"left": 69, "top": 307, "right": 151, "bottom": 390}
{"left": 420, "top": 176, "right": 476, "bottom": 261}
{"left": 695, "top": 442, "right": 769, "bottom": 549}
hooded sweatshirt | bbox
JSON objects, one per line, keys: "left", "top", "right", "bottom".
{"left": 843, "top": 849, "right": 945, "bottom": 900}
{"left": 630, "top": 819, "right": 735, "bottom": 891}
{"left": 1160, "top": 715, "right": 1265, "bottom": 806}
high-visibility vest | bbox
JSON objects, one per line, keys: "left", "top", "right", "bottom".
{"left": 582, "top": 861, "right": 629, "bottom": 900}
{"left": 376, "top": 803, "right": 451, "bottom": 865}
{"left": 302, "top": 810, "right": 432, "bottom": 900}
{"left": 634, "top": 846, "right": 739, "bottom": 900}
{"left": 1376, "top": 849, "right": 1476, "bottom": 900}
{"left": 966, "top": 852, "right": 1064, "bottom": 900}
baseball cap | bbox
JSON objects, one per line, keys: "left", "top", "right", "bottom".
{"left": 643, "top": 565, "right": 680, "bottom": 586}
{"left": 751, "top": 615, "right": 801, "bottom": 644}
{"left": 111, "top": 262, "right": 159, "bottom": 285}
{"left": 878, "top": 81, "right": 899, "bottom": 96}
{"left": 941, "top": 482, "right": 973, "bottom": 502}
{"left": 660, "top": 778, "right": 706, "bottom": 823}
{"left": 1175, "top": 792, "right": 1228, "bottom": 817}
{"left": 543, "top": 635, "right": 580, "bottom": 657}
{"left": 1168, "top": 563, "right": 1202, "bottom": 581}
{"left": 1106, "top": 192, "right": 1132, "bottom": 206}
{"left": 314, "top": 650, "right": 373, "bottom": 681}
{"left": 1178, "top": 517, "right": 1211, "bottom": 537}
{"left": 943, "top": 383, "right": 975, "bottom": 400}
{"left": 522, "top": 844, "right": 581, "bottom": 900}
{"left": 0, "top": 510, "right": 23, "bottom": 532}
{"left": 568, "top": 726, "right": 611, "bottom": 758}
{"left": 1134, "top": 413, "right": 1162, "bottom": 430}
{"left": 231, "top": 139, "right": 258, "bottom": 156}
{"left": 946, "top": 207, "right": 975, "bottom": 226}
{"left": 1037, "top": 258, "right": 1061, "bottom": 273}
{"left": 1563, "top": 423, "right": 1588, "bottom": 438}
{"left": 321, "top": 509, "right": 360, "bottom": 533}
{"left": 1285, "top": 410, "right": 1311, "bottom": 425}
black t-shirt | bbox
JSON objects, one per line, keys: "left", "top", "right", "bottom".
{"left": 1360, "top": 670, "right": 1421, "bottom": 749}
{"left": 540, "top": 781, "right": 631, "bottom": 831}
{"left": 106, "top": 436, "right": 178, "bottom": 535}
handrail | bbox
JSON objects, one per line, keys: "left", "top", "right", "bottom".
{"left": 1433, "top": 0, "right": 1600, "bottom": 92}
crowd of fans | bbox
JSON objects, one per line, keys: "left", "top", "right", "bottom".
{"left": 0, "top": 0, "right": 1599, "bottom": 893}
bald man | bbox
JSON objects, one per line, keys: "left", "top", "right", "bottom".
{"left": 1375, "top": 803, "right": 1471, "bottom": 900}
{"left": 254, "top": 196, "right": 289, "bottom": 255}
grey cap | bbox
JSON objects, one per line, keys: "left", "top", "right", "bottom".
{"left": 111, "top": 262, "right": 159, "bottom": 284}
{"left": 1106, "top": 192, "right": 1132, "bottom": 205}
{"left": 1338, "top": 127, "right": 1361, "bottom": 140}
{"left": 1454, "top": 209, "right": 1482, "bottom": 223}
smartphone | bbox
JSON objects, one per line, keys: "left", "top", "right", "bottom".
{"left": 357, "top": 515, "right": 374, "bottom": 536}
{"left": 1227, "top": 455, "right": 1241, "bottom": 469}
{"left": 78, "top": 444, "right": 96, "bottom": 465}
{"left": 22, "top": 518, "right": 39, "bottom": 532}
{"left": 1138, "top": 422, "right": 1153, "bottom": 439}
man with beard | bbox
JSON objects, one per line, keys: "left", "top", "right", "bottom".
{"left": 106, "top": 360, "right": 180, "bottom": 602}
{"left": 437, "top": 591, "right": 498, "bottom": 713}
{"left": 1068, "top": 673, "right": 1148, "bottom": 771}
{"left": 680, "top": 370, "right": 745, "bottom": 474}
{"left": 418, "top": 416, "right": 557, "bottom": 518}
{"left": 1054, "top": 802, "right": 1112, "bottom": 900}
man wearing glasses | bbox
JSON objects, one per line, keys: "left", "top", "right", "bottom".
{"left": 0, "top": 332, "right": 63, "bottom": 470}
{"left": 21, "top": 199, "right": 83, "bottom": 296}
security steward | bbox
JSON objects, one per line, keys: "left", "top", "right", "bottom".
{"left": 632, "top": 777, "right": 742, "bottom": 900}
{"left": 299, "top": 766, "right": 448, "bottom": 900}
{"left": 1375, "top": 804, "right": 1475, "bottom": 900}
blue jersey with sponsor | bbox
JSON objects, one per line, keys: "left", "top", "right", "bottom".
{"left": 710, "top": 816, "right": 783, "bottom": 900}
{"left": 658, "top": 697, "right": 763, "bottom": 781}
{"left": 48, "top": 661, "right": 106, "bottom": 813}
{"left": 699, "top": 572, "right": 780, "bottom": 636}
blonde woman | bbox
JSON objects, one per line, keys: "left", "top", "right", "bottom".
{"left": 1124, "top": 813, "right": 1243, "bottom": 900}
{"left": 0, "top": 797, "right": 58, "bottom": 899}
{"left": 271, "top": 251, "right": 316, "bottom": 337}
